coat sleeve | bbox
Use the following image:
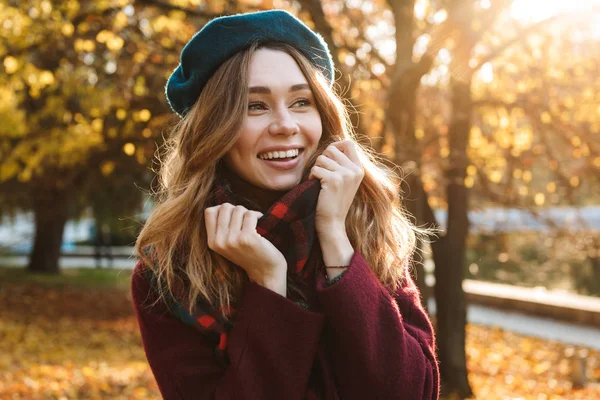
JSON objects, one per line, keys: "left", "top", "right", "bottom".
{"left": 315, "top": 250, "right": 440, "bottom": 400}
{"left": 131, "top": 261, "right": 325, "bottom": 400}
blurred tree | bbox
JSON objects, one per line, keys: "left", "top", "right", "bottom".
{"left": 300, "top": 0, "right": 599, "bottom": 396}
{"left": 0, "top": 0, "right": 230, "bottom": 273}
{"left": 410, "top": 1, "right": 599, "bottom": 395}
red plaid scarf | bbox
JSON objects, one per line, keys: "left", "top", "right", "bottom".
{"left": 147, "top": 172, "right": 322, "bottom": 367}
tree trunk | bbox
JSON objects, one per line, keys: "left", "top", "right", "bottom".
{"left": 387, "top": 0, "right": 434, "bottom": 307}
{"left": 401, "top": 161, "right": 430, "bottom": 307}
{"left": 27, "top": 188, "right": 70, "bottom": 274}
{"left": 434, "top": 79, "right": 473, "bottom": 398}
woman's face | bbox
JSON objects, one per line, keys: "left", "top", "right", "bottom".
{"left": 223, "top": 48, "right": 323, "bottom": 191}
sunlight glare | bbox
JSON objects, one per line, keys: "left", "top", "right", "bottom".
{"left": 480, "top": 0, "right": 491, "bottom": 9}
{"left": 432, "top": 9, "right": 448, "bottom": 24}
{"left": 437, "top": 48, "right": 451, "bottom": 64}
{"left": 413, "top": 34, "right": 431, "bottom": 58}
{"left": 414, "top": 0, "right": 428, "bottom": 20}
{"left": 478, "top": 62, "right": 494, "bottom": 83}
{"left": 510, "top": 0, "right": 600, "bottom": 22}
{"left": 377, "top": 39, "right": 396, "bottom": 64}
{"left": 346, "top": 0, "right": 361, "bottom": 8}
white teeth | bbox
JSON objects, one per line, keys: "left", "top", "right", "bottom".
{"left": 258, "top": 148, "right": 300, "bottom": 160}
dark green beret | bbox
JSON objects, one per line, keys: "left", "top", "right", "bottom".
{"left": 165, "top": 9, "right": 335, "bottom": 118}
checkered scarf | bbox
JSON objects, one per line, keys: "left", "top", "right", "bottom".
{"left": 164, "top": 172, "right": 322, "bottom": 367}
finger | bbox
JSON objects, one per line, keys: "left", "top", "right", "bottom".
{"left": 310, "top": 165, "right": 334, "bottom": 181}
{"left": 229, "top": 206, "right": 246, "bottom": 233}
{"left": 315, "top": 154, "right": 340, "bottom": 171}
{"left": 241, "top": 210, "right": 261, "bottom": 233}
{"left": 204, "top": 206, "right": 218, "bottom": 245}
{"left": 331, "top": 140, "right": 362, "bottom": 166}
{"left": 215, "top": 203, "right": 234, "bottom": 244}
{"left": 324, "top": 145, "right": 356, "bottom": 169}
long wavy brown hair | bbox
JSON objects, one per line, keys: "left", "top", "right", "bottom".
{"left": 136, "top": 41, "right": 437, "bottom": 320}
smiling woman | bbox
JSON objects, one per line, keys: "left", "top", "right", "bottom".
{"left": 131, "top": 9, "right": 440, "bottom": 400}
{"left": 223, "top": 48, "right": 322, "bottom": 192}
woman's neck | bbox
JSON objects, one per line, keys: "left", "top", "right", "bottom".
{"left": 219, "top": 165, "right": 288, "bottom": 213}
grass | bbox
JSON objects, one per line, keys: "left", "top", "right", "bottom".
{"left": 0, "top": 265, "right": 132, "bottom": 291}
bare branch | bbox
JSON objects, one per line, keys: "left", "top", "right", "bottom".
{"left": 473, "top": 14, "right": 561, "bottom": 72}
{"left": 472, "top": 98, "right": 528, "bottom": 110}
{"left": 475, "top": 168, "right": 520, "bottom": 206}
{"left": 340, "top": 2, "right": 391, "bottom": 68}
{"left": 471, "top": 0, "right": 515, "bottom": 42}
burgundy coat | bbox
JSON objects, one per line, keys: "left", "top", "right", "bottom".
{"left": 131, "top": 249, "right": 440, "bottom": 399}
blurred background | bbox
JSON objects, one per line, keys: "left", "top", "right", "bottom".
{"left": 0, "top": 0, "right": 599, "bottom": 399}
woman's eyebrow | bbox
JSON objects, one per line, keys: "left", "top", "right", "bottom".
{"left": 289, "top": 83, "right": 310, "bottom": 92}
{"left": 248, "top": 83, "right": 310, "bottom": 94}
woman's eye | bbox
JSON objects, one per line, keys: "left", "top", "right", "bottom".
{"left": 293, "top": 98, "right": 311, "bottom": 107}
{"left": 248, "top": 102, "right": 266, "bottom": 111}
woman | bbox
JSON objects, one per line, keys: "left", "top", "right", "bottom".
{"left": 132, "top": 9, "right": 440, "bottom": 400}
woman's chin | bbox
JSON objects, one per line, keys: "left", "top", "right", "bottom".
{"left": 259, "top": 175, "right": 301, "bottom": 192}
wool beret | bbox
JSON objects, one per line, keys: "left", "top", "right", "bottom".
{"left": 165, "top": 9, "right": 335, "bottom": 118}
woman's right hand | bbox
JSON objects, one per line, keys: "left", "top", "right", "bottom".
{"left": 204, "top": 203, "right": 288, "bottom": 296}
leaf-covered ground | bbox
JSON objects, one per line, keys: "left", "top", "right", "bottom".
{"left": 0, "top": 268, "right": 157, "bottom": 399}
{"left": 0, "top": 267, "right": 598, "bottom": 399}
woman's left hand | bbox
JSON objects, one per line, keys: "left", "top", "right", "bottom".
{"left": 308, "top": 140, "right": 364, "bottom": 236}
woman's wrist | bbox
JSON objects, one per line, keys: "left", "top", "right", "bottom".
{"left": 318, "top": 228, "right": 354, "bottom": 280}
{"left": 252, "top": 275, "right": 287, "bottom": 297}
{"left": 325, "top": 266, "right": 347, "bottom": 281}
{"left": 249, "top": 265, "right": 287, "bottom": 297}
{"left": 316, "top": 219, "right": 346, "bottom": 239}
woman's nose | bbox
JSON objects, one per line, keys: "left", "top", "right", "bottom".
{"left": 268, "top": 110, "right": 299, "bottom": 136}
